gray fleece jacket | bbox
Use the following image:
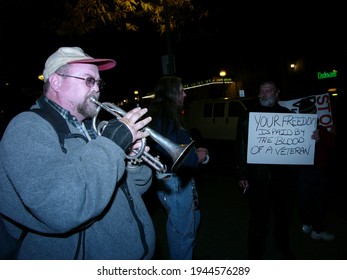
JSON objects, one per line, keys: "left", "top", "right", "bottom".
{"left": 0, "top": 101, "right": 155, "bottom": 259}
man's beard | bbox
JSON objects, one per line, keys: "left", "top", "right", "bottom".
{"left": 78, "top": 95, "right": 98, "bottom": 119}
{"left": 259, "top": 95, "right": 276, "bottom": 107}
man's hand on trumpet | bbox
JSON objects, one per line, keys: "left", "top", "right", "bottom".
{"left": 101, "top": 107, "right": 152, "bottom": 152}
{"left": 128, "top": 139, "right": 150, "bottom": 157}
{"left": 119, "top": 107, "right": 152, "bottom": 142}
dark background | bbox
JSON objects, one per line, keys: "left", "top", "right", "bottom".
{"left": 1, "top": 1, "right": 345, "bottom": 97}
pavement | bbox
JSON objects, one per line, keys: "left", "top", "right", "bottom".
{"left": 144, "top": 139, "right": 347, "bottom": 260}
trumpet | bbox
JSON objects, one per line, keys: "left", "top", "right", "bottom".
{"left": 90, "top": 98, "right": 195, "bottom": 173}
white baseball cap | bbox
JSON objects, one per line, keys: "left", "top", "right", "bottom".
{"left": 43, "top": 47, "right": 116, "bottom": 82}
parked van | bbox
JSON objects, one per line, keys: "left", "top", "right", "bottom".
{"left": 183, "top": 97, "right": 258, "bottom": 141}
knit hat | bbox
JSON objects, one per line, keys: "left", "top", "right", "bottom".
{"left": 43, "top": 47, "right": 116, "bottom": 82}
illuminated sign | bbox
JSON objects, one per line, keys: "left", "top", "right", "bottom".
{"left": 183, "top": 78, "right": 233, "bottom": 90}
{"left": 142, "top": 78, "right": 234, "bottom": 99}
{"left": 317, "top": 70, "right": 337, "bottom": 79}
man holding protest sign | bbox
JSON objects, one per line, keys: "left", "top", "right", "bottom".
{"left": 234, "top": 80, "right": 299, "bottom": 259}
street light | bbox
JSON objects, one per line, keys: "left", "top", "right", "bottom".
{"left": 134, "top": 90, "right": 140, "bottom": 106}
{"left": 219, "top": 70, "right": 226, "bottom": 97}
{"left": 219, "top": 70, "right": 226, "bottom": 78}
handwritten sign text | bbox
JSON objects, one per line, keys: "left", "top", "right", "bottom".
{"left": 247, "top": 112, "right": 317, "bottom": 165}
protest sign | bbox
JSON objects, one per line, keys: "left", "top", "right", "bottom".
{"left": 247, "top": 112, "right": 317, "bottom": 165}
{"left": 278, "top": 93, "right": 334, "bottom": 130}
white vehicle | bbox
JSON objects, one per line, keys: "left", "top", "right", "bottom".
{"left": 183, "top": 97, "right": 258, "bottom": 141}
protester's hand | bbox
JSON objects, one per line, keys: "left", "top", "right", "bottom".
{"left": 311, "top": 129, "right": 320, "bottom": 142}
{"left": 119, "top": 107, "right": 152, "bottom": 142}
{"left": 238, "top": 179, "right": 249, "bottom": 194}
{"left": 196, "top": 147, "right": 209, "bottom": 164}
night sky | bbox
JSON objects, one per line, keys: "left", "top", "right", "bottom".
{"left": 1, "top": 0, "right": 345, "bottom": 101}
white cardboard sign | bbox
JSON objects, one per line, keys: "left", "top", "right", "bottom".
{"left": 247, "top": 112, "right": 317, "bottom": 165}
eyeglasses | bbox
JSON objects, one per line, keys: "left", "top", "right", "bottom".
{"left": 57, "top": 73, "right": 105, "bottom": 89}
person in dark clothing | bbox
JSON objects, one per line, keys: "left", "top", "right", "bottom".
{"left": 147, "top": 76, "right": 209, "bottom": 259}
{"left": 234, "top": 80, "right": 298, "bottom": 259}
{"left": 298, "top": 97, "right": 336, "bottom": 241}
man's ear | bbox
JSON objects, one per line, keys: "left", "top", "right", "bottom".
{"left": 48, "top": 73, "right": 62, "bottom": 92}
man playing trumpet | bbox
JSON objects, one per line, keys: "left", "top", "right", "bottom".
{"left": 0, "top": 47, "right": 155, "bottom": 260}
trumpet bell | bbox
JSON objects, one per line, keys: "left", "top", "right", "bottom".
{"left": 171, "top": 141, "right": 196, "bottom": 172}
{"left": 140, "top": 127, "right": 195, "bottom": 173}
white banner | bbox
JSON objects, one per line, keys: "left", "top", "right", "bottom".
{"left": 278, "top": 93, "right": 334, "bottom": 130}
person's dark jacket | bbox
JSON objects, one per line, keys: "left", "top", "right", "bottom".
{"left": 234, "top": 102, "right": 298, "bottom": 183}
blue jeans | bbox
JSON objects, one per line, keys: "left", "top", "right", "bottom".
{"left": 156, "top": 175, "right": 200, "bottom": 260}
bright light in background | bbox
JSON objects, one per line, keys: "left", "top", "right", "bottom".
{"left": 134, "top": 90, "right": 140, "bottom": 102}
{"left": 219, "top": 70, "right": 226, "bottom": 77}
